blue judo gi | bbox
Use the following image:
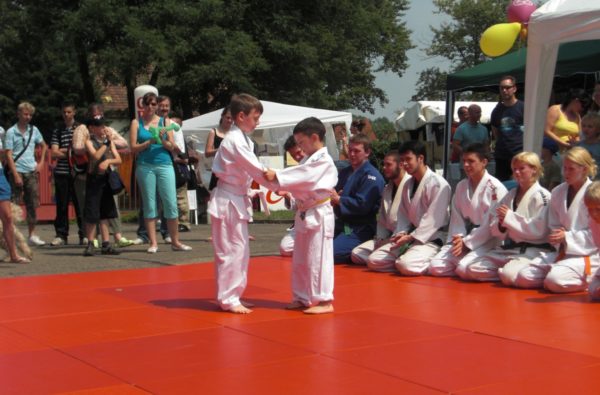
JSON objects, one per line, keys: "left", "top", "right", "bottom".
{"left": 334, "top": 160, "right": 384, "bottom": 263}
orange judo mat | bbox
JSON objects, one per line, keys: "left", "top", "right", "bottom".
{"left": 1, "top": 256, "right": 600, "bottom": 394}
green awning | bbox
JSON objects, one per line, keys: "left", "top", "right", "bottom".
{"left": 446, "top": 40, "right": 600, "bottom": 91}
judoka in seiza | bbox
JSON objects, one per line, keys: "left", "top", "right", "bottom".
{"left": 429, "top": 171, "right": 508, "bottom": 277}
{"left": 351, "top": 173, "right": 411, "bottom": 265}
{"left": 540, "top": 179, "right": 600, "bottom": 292}
{"left": 270, "top": 147, "right": 338, "bottom": 306}
{"left": 458, "top": 181, "right": 551, "bottom": 282}
{"left": 368, "top": 167, "right": 451, "bottom": 275}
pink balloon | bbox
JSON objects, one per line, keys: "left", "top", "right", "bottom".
{"left": 507, "top": 0, "right": 537, "bottom": 23}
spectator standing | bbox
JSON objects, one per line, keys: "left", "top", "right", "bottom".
{"left": 544, "top": 89, "right": 588, "bottom": 152}
{"left": 205, "top": 106, "right": 233, "bottom": 190}
{"left": 4, "top": 102, "right": 47, "bottom": 246}
{"left": 129, "top": 92, "right": 191, "bottom": 254}
{"left": 491, "top": 76, "right": 524, "bottom": 181}
{"left": 50, "top": 103, "right": 84, "bottom": 246}
{"left": 452, "top": 104, "right": 489, "bottom": 158}
{"left": 577, "top": 112, "right": 600, "bottom": 174}
{"left": 450, "top": 106, "right": 469, "bottom": 163}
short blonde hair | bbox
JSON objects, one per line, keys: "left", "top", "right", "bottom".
{"left": 584, "top": 180, "right": 600, "bottom": 206}
{"left": 17, "top": 101, "right": 35, "bottom": 114}
{"left": 582, "top": 112, "right": 600, "bottom": 132}
{"left": 512, "top": 151, "right": 543, "bottom": 181}
{"left": 564, "top": 146, "right": 598, "bottom": 179}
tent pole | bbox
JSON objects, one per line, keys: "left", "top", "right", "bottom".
{"left": 443, "top": 91, "right": 455, "bottom": 179}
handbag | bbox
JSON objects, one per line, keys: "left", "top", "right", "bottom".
{"left": 108, "top": 169, "right": 125, "bottom": 195}
{"left": 172, "top": 158, "right": 187, "bottom": 188}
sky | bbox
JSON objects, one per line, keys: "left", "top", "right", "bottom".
{"left": 352, "top": 1, "right": 450, "bottom": 121}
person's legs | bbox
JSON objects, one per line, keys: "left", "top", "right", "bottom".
{"left": 395, "top": 242, "right": 441, "bottom": 276}
{"left": 176, "top": 185, "right": 190, "bottom": 230}
{"left": 0, "top": 200, "right": 24, "bottom": 262}
{"left": 367, "top": 242, "right": 402, "bottom": 272}
{"left": 53, "top": 173, "right": 70, "bottom": 241}
{"left": 22, "top": 172, "right": 40, "bottom": 239}
{"left": 350, "top": 239, "right": 376, "bottom": 265}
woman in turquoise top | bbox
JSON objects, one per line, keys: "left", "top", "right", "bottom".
{"left": 129, "top": 92, "right": 191, "bottom": 253}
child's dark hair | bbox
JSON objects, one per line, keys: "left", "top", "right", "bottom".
{"left": 399, "top": 140, "right": 426, "bottom": 162}
{"left": 463, "top": 142, "right": 490, "bottom": 161}
{"left": 283, "top": 135, "right": 298, "bottom": 151}
{"left": 293, "top": 117, "right": 325, "bottom": 141}
{"left": 229, "top": 93, "right": 263, "bottom": 119}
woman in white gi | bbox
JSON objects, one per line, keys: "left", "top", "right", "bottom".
{"left": 459, "top": 152, "right": 551, "bottom": 282}
{"left": 430, "top": 143, "right": 507, "bottom": 277}
{"left": 583, "top": 181, "right": 600, "bottom": 299}
{"left": 540, "top": 147, "right": 599, "bottom": 292}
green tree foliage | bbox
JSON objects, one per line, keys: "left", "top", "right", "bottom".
{"left": 0, "top": 0, "right": 413, "bottom": 132}
{"left": 412, "top": 0, "right": 507, "bottom": 101}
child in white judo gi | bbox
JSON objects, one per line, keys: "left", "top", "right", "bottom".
{"left": 264, "top": 117, "right": 338, "bottom": 314}
{"left": 208, "top": 94, "right": 267, "bottom": 314}
{"left": 367, "top": 140, "right": 451, "bottom": 275}
{"left": 429, "top": 143, "right": 508, "bottom": 277}
{"left": 459, "top": 152, "right": 551, "bottom": 282}
{"left": 540, "top": 147, "right": 599, "bottom": 292}
{"left": 583, "top": 181, "right": 600, "bottom": 299}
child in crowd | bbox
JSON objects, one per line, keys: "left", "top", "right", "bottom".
{"left": 264, "top": 117, "right": 338, "bottom": 314}
{"left": 584, "top": 181, "right": 600, "bottom": 299}
{"left": 208, "top": 94, "right": 267, "bottom": 314}
{"left": 82, "top": 117, "right": 122, "bottom": 256}
{"left": 578, "top": 112, "right": 600, "bottom": 178}
{"left": 458, "top": 152, "right": 551, "bottom": 282}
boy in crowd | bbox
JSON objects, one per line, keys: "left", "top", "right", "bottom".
{"left": 208, "top": 93, "right": 268, "bottom": 314}
{"left": 368, "top": 140, "right": 451, "bottom": 275}
{"left": 584, "top": 181, "right": 600, "bottom": 299}
{"left": 4, "top": 102, "right": 47, "bottom": 246}
{"left": 264, "top": 117, "right": 338, "bottom": 314}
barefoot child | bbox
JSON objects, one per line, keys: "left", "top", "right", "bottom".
{"left": 208, "top": 94, "right": 267, "bottom": 314}
{"left": 264, "top": 117, "right": 338, "bottom": 314}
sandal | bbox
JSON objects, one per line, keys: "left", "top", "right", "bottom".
{"left": 10, "top": 257, "right": 30, "bottom": 264}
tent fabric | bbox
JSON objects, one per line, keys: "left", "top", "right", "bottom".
{"left": 523, "top": 0, "right": 600, "bottom": 153}
{"left": 446, "top": 40, "right": 600, "bottom": 92}
{"left": 395, "top": 101, "right": 497, "bottom": 131}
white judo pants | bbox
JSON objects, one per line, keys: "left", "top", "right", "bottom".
{"left": 456, "top": 246, "right": 547, "bottom": 282}
{"left": 291, "top": 206, "right": 335, "bottom": 306}
{"left": 351, "top": 239, "right": 380, "bottom": 265}
{"left": 211, "top": 203, "right": 250, "bottom": 310}
{"left": 544, "top": 255, "right": 600, "bottom": 293}
{"left": 367, "top": 241, "right": 441, "bottom": 275}
{"left": 279, "top": 227, "right": 295, "bottom": 257}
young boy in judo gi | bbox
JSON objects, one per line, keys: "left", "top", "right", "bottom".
{"left": 264, "top": 117, "right": 338, "bottom": 314}
{"left": 460, "top": 152, "right": 551, "bottom": 282}
{"left": 429, "top": 143, "right": 508, "bottom": 277}
{"left": 208, "top": 94, "right": 267, "bottom": 314}
{"left": 539, "top": 147, "right": 599, "bottom": 292}
{"left": 583, "top": 181, "right": 600, "bottom": 299}
{"left": 367, "top": 140, "right": 451, "bottom": 275}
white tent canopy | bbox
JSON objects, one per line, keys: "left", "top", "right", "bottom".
{"left": 524, "top": 0, "right": 600, "bottom": 153}
{"left": 182, "top": 100, "right": 351, "bottom": 158}
{"left": 394, "top": 101, "right": 497, "bottom": 131}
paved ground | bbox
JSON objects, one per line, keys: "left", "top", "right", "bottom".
{"left": 0, "top": 222, "right": 291, "bottom": 278}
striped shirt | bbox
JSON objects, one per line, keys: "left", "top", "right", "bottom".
{"left": 50, "top": 122, "right": 79, "bottom": 175}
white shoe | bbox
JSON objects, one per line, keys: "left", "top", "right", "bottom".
{"left": 50, "top": 237, "right": 66, "bottom": 246}
{"left": 147, "top": 246, "right": 158, "bottom": 254}
{"left": 164, "top": 236, "right": 172, "bottom": 244}
{"left": 28, "top": 235, "right": 46, "bottom": 246}
{"left": 132, "top": 238, "right": 146, "bottom": 245}
{"left": 172, "top": 244, "right": 192, "bottom": 251}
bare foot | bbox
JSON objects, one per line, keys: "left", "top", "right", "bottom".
{"left": 303, "top": 302, "right": 334, "bottom": 315}
{"left": 285, "top": 300, "right": 306, "bottom": 310}
{"left": 241, "top": 300, "right": 255, "bottom": 308}
{"left": 227, "top": 304, "right": 253, "bottom": 314}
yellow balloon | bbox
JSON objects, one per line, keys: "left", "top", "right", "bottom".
{"left": 480, "top": 22, "right": 521, "bottom": 57}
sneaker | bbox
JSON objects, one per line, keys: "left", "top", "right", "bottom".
{"left": 50, "top": 237, "right": 66, "bottom": 246}
{"left": 132, "top": 238, "right": 146, "bottom": 245}
{"left": 178, "top": 224, "right": 190, "bottom": 232}
{"left": 116, "top": 237, "right": 134, "bottom": 248}
{"left": 28, "top": 235, "right": 46, "bottom": 247}
{"left": 164, "top": 236, "right": 172, "bottom": 244}
{"left": 83, "top": 244, "right": 95, "bottom": 256}
{"left": 93, "top": 239, "right": 99, "bottom": 248}
{"left": 101, "top": 244, "right": 121, "bottom": 255}
{"left": 79, "top": 237, "right": 87, "bottom": 246}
